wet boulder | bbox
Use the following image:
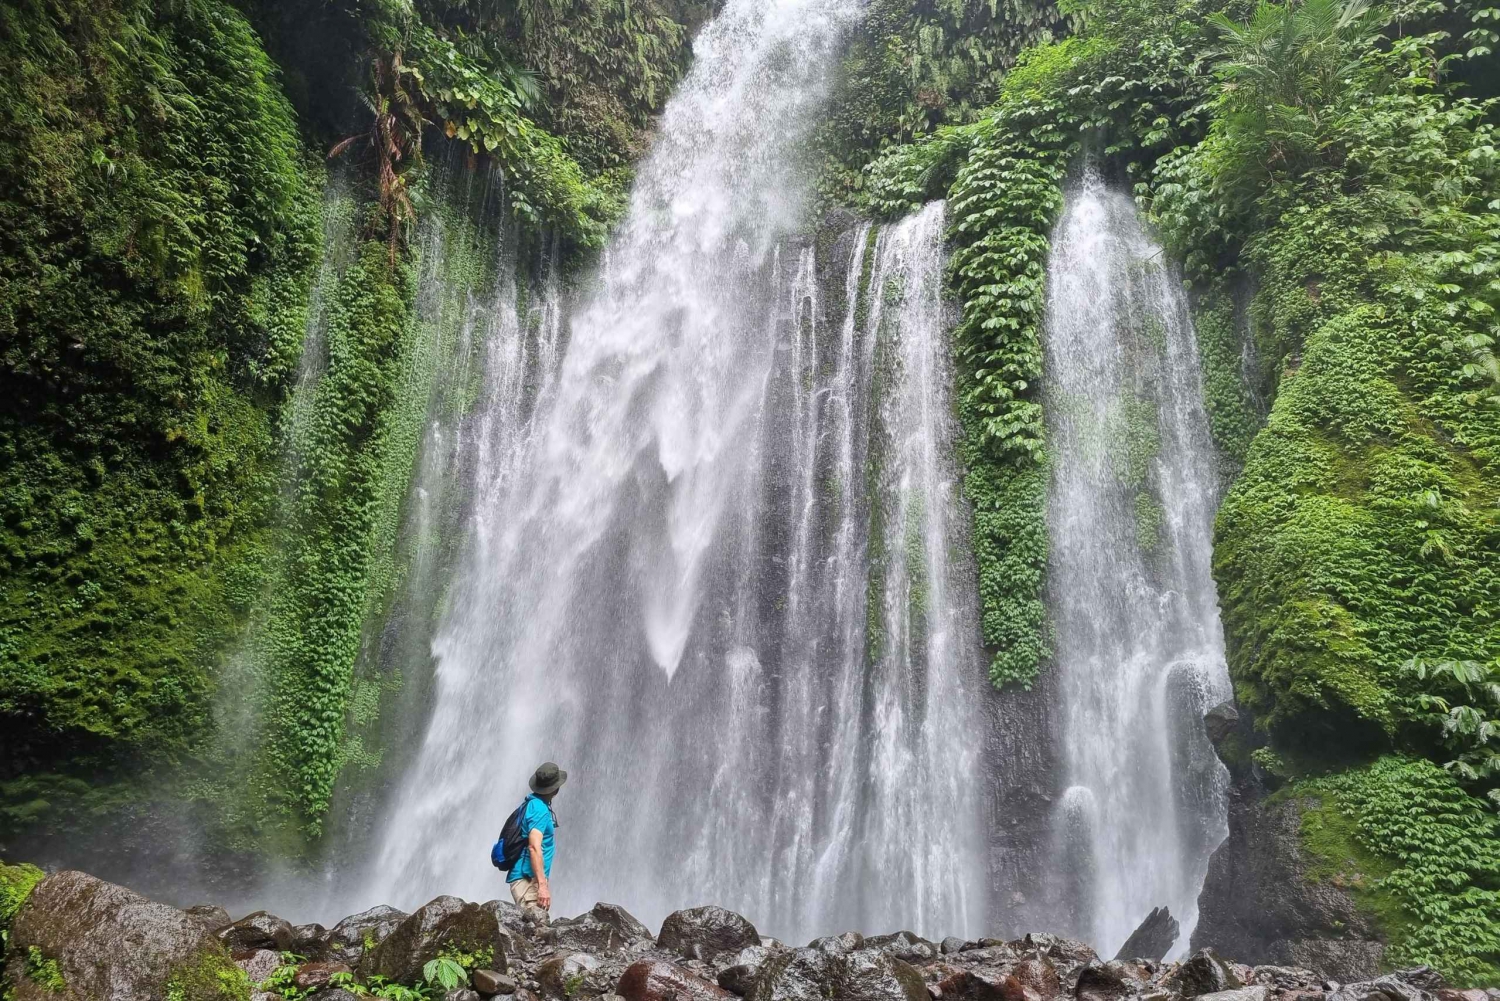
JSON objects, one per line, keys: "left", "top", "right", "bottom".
{"left": 719, "top": 947, "right": 775, "bottom": 996}
{"left": 1250, "top": 967, "right": 1321, "bottom": 990}
{"left": 479, "top": 900, "right": 533, "bottom": 961}
{"left": 1116, "top": 908, "right": 1180, "bottom": 963}
{"left": 1008, "top": 958, "right": 1063, "bottom": 1001}
{"left": 808, "top": 931, "right": 864, "bottom": 955}
{"left": 294, "top": 960, "right": 353, "bottom": 989}
{"left": 943, "top": 938, "right": 974, "bottom": 955}
{"left": 186, "top": 903, "right": 233, "bottom": 934}
{"left": 474, "top": 968, "right": 520, "bottom": 996}
{"left": 931, "top": 968, "right": 1010, "bottom": 1001}
{"left": 1075, "top": 962, "right": 1151, "bottom": 1001}
{"left": 3, "top": 870, "right": 246, "bottom": 1001}
{"left": 619, "top": 960, "right": 737, "bottom": 1001}
{"left": 1329, "top": 975, "right": 1439, "bottom": 1001}
{"left": 745, "top": 946, "right": 928, "bottom": 1001}
{"left": 659, "top": 906, "right": 761, "bottom": 961}
{"left": 1016, "top": 935, "right": 1097, "bottom": 968}
{"left": 364, "top": 895, "right": 510, "bottom": 984}
{"left": 221, "top": 910, "right": 297, "bottom": 953}
{"left": 536, "top": 952, "right": 605, "bottom": 998}
{"left": 553, "top": 903, "right": 654, "bottom": 954}
{"left": 866, "top": 931, "right": 939, "bottom": 963}
{"left": 291, "top": 921, "right": 331, "bottom": 958}
{"left": 1165, "top": 950, "right": 1243, "bottom": 999}
{"left": 234, "top": 947, "right": 283, "bottom": 984}
{"left": 328, "top": 903, "right": 409, "bottom": 964}
{"left": 1197, "top": 989, "right": 1270, "bottom": 1001}
{"left": 592, "top": 902, "right": 654, "bottom": 943}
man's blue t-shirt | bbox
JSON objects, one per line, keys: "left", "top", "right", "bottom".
{"left": 507, "top": 794, "right": 555, "bottom": 883}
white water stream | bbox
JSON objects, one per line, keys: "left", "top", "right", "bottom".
{"left": 362, "top": 0, "right": 990, "bottom": 941}
{"left": 1042, "top": 170, "right": 1231, "bottom": 956}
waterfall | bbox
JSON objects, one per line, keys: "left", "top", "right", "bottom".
{"left": 359, "top": 0, "right": 991, "bottom": 934}
{"left": 1042, "top": 169, "right": 1231, "bottom": 956}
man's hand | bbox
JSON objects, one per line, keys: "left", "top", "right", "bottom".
{"left": 536, "top": 877, "right": 551, "bottom": 910}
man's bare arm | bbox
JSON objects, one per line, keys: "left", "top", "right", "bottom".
{"left": 528, "top": 828, "right": 551, "bottom": 909}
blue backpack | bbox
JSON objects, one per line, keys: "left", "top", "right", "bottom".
{"left": 490, "top": 798, "right": 531, "bottom": 872}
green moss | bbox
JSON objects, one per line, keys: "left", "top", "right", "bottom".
{"left": 1294, "top": 757, "right": 1500, "bottom": 987}
{"left": 23, "top": 947, "right": 65, "bottom": 994}
{"left": 0, "top": 0, "right": 320, "bottom": 837}
{"left": 164, "top": 949, "right": 252, "bottom": 1001}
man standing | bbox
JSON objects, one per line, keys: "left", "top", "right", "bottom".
{"left": 508, "top": 761, "right": 566, "bottom": 913}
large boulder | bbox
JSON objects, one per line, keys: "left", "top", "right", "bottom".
{"left": 364, "top": 895, "right": 511, "bottom": 984}
{"left": 865, "top": 932, "right": 938, "bottom": 964}
{"left": 618, "top": 960, "right": 736, "bottom": 1001}
{"left": 186, "top": 904, "right": 233, "bottom": 934}
{"left": 1075, "top": 962, "right": 1151, "bottom": 1001}
{"left": 931, "top": 969, "right": 1010, "bottom": 1001}
{"left": 220, "top": 910, "right": 296, "bottom": 953}
{"left": 658, "top": 906, "right": 761, "bottom": 961}
{"left": 1193, "top": 782, "right": 1385, "bottom": 983}
{"left": 234, "top": 947, "right": 282, "bottom": 984}
{"left": 1115, "top": 907, "right": 1180, "bottom": 962}
{"left": 291, "top": 922, "right": 330, "bottom": 958}
{"left": 3, "top": 870, "right": 248, "bottom": 1001}
{"left": 1166, "top": 949, "right": 1244, "bottom": 999}
{"left": 1329, "top": 975, "right": 1440, "bottom": 1001}
{"left": 745, "top": 947, "right": 928, "bottom": 1001}
{"left": 328, "top": 903, "right": 409, "bottom": 964}
{"left": 552, "top": 903, "right": 654, "bottom": 954}
{"left": 535, "top": 952, "right": 605, "bottom": 998}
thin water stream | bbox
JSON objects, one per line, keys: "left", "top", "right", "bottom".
{"left": 1042, "top": 169, "right": 1231, "bottom": 956}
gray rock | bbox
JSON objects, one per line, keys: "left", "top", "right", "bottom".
{"left": 1251, "top": 966, "right": 1321, "bottom": 990}
{"left": 475, "top": 968, "right": 520, "bottom": 995}
{"left": 221, "top": 910, "right": 296, "bottom": 953}
{"left": 1197, "top": 989, "right": 1270, "bottom": 1001}
{"left": 658, "top": 906, "right": 761, "bottom": 961}
{"left": 447, "top": 991, "right": 483, "bottom": 1001}
{"left": 1016, "top": 934, "right": 1096, "bottom": 966}
{"left": 865, "top": 931, "right": 939, "bottom": 963}
{"left": 808, "top": 931, "right": 864, "bottom": 955}
{"left": 1392, "top": 969, "right": 1446, "bottom": 992}
{"left": 364, "top": 895, "right": 511, "bottom": 983}
{"left": 591, "top": 902, "right": 654, "bottom": 943}
{"left": 3, "top": 870, "right": 242, "bottom": 1001}
{"left": 329, "top": 903, "right": 410, "bottom": 963}
{"left": 1193, "top": 776, "right": 1385, "bottom": 983}
{"left": 186, "top": 903, "right": 233, "bottom": 933}
{"left": 942, "top": 937, "right": 971, "bottom": 955}
{"left": 1076, "top": 961, "right": 1152, "bottom": 1001}
{"left": 291, "top": 921, "right": 330, "bottom": 958}
{"left": 1204, "top": 703, "right": 1240, "bottom": 746}
{"left": 745, "top": 947, "right": 928, "bottom": 1001}
{"left": 234, "top": 947, "right": 283, "bottom": 984}
{"left": 1329, "top": 975, "right": 1438, "bottom": 1001}
{"left": 1116, "top": 907, "right": 1180, "bottom": 962}
{"left": 535, "top": 952, "right": 605, "bottom": 998}
{"left": 552, "top": 902, "right": 653, "bottom": 954}
{"left": 719, "top": 964, "right": 760, "bottom": 996}
{"left": 1167, "top": 949, "right": 1244, "bottom": 999}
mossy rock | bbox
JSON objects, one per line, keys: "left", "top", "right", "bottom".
{"left": 3, "top": 870, "right": 247, "bottom": 1001}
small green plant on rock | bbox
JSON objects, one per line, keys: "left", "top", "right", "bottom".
{"left": 422, "top": 957, "right": 467, "bottom": 991}
{"left": 24, "top": 947, "right": 65, "bottom": 993}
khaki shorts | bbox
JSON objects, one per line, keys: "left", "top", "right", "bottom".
{"left": 509, "top": 877, "right": 547, "bottom": 912}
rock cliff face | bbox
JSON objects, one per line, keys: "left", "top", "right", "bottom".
{"left": 6, "top": 867, "right": 1491, "bottom": 1001}
{"left": 1192, "top": 706, "right": 1385, "bottom": 982}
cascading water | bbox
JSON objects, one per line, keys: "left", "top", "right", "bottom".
{"left": 1042, "top": 169, "right": 1231, "bottom": 956}
{"left": 359, "top": 0, "right": 991, "bottom": 934}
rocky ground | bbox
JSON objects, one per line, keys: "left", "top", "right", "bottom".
{"left": 4, "top": 869, "right": 1498, "bottom": 1001}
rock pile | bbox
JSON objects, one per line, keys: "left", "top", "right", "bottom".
{"left": 4, "top": 870, "right": 1497, "bottom": 1001}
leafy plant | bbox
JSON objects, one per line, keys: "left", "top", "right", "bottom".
{"left": 1404, "top": 657, "right": 1500, "bottom": 805}
{"left": 422, "top": 957, "right": 468, "bottom": 991}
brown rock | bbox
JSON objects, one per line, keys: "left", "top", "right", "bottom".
{"left": 659, "top": 906, "right": 762, "bottom": 962}
{"left": 618, "top": 960, "right": 737, "bottom": 1001}
{"left": 222, "top": 910, "right": 297, "bottom": 953}
{"left": 474, "top": 968, "right": 520, "bottom": 995}
{"left": 1010, "top": 958, "right": 1061, "bottom": 1001}
{"left": 294, "top": 960, "right": 353, "bottom": 989}
{"left": 933, "top": 969, "right": 1009, "bottom": 1001}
